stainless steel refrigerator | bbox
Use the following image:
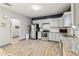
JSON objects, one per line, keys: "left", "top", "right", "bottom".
{"left": 30, "top": 24, "right": 37, "bottom": 39}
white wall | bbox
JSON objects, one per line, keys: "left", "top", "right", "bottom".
{"left": 0, "top": 13, "right": 10, "bottom": 46}
{"left": 0, "top": 7, "right": 31, "bottom": 46}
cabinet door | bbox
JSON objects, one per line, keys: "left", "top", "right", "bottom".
{"left": 59, "top": 19, "right": 64, "bottom": 27}
{"left": 64, "top": 13, "right": 71, "bottom": 27}
{"left": 38, "top": 32, "right": 41, "bottom": 39}
{"left": 55, "top": 33, "right": 60, "bottom": 41}
{"left": 49, "top": 33, "right": 56, "bottom": 41}
{"left": 53, "top": 20, "right": 59, "bottom": 27}
{"left": 75, "top": 4, "right": 79, "bottom": 25}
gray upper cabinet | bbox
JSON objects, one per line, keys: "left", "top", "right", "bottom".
{"left": 74, "top": 4, "right": 79, "bottom": 25}
{"left": 59, "top": 17, "right": 64, "bottom": 27}
{"left": 63, "top": 12, "right": 71, "bottom": 27}
{"left": 51, "top": 19, "right": 59, "bottom": 27}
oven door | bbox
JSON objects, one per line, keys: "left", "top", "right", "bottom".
{"left": 42, "top": 32, "right": 49, "bottom": 40}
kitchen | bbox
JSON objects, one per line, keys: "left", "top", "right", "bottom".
{"left": 29, "top": 6, "right": 79, "bottom": 55}
{"left": 30, "top": 11, "right": 71, "bottom": 41}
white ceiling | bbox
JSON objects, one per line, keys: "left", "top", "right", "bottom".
{"left": 0, "top": 3, "right": 71, "bottom": 18}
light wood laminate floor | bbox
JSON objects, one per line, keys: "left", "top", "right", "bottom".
{"left": 0, "top": 39, "right": 60, "bottom": 56}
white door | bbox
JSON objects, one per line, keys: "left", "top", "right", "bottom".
{"left": 11, "top": 18, "right": 20, "bottom": 40}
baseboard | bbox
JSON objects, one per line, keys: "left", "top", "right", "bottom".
{"left": 30, "top": 38, "right": 37, "bottom": 40}
{"left": 48, "top": 40, "right": 59, "bottom": 43}
{"left": 19, "top": 39, "right": 26, "bottom": 41}
{"left": 0, "top": 43, "right": 11, "bottom": 48}
{"left": 13, "top": 36, "right": 19, "bottom": 38}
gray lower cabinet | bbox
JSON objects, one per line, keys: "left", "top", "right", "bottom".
{"left": 38, "top": 31, "right": 42, "bottom": 39}
{"left": 49, "top": 33, "right": 56, "bottom": 41}
{"left": 49, "top": 32, "right": 60, "bottom": 41}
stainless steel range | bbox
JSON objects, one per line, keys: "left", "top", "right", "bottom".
{"left": 42, "top": 30, "right": 49, "bottom": 41}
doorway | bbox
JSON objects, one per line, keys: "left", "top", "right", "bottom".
{"left": 10, "top": 18, "right": 20, "bottom": 44}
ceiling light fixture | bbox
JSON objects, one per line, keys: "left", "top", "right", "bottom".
{"left": 32, "top": 5, "right": 41, "bottom": 11}
{"left": 3, "top": 15, "right": 7, "bottom": 19}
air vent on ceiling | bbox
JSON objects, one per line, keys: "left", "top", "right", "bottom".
{"left": 3, "top": 3, "right": 12, "bottom": 6}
